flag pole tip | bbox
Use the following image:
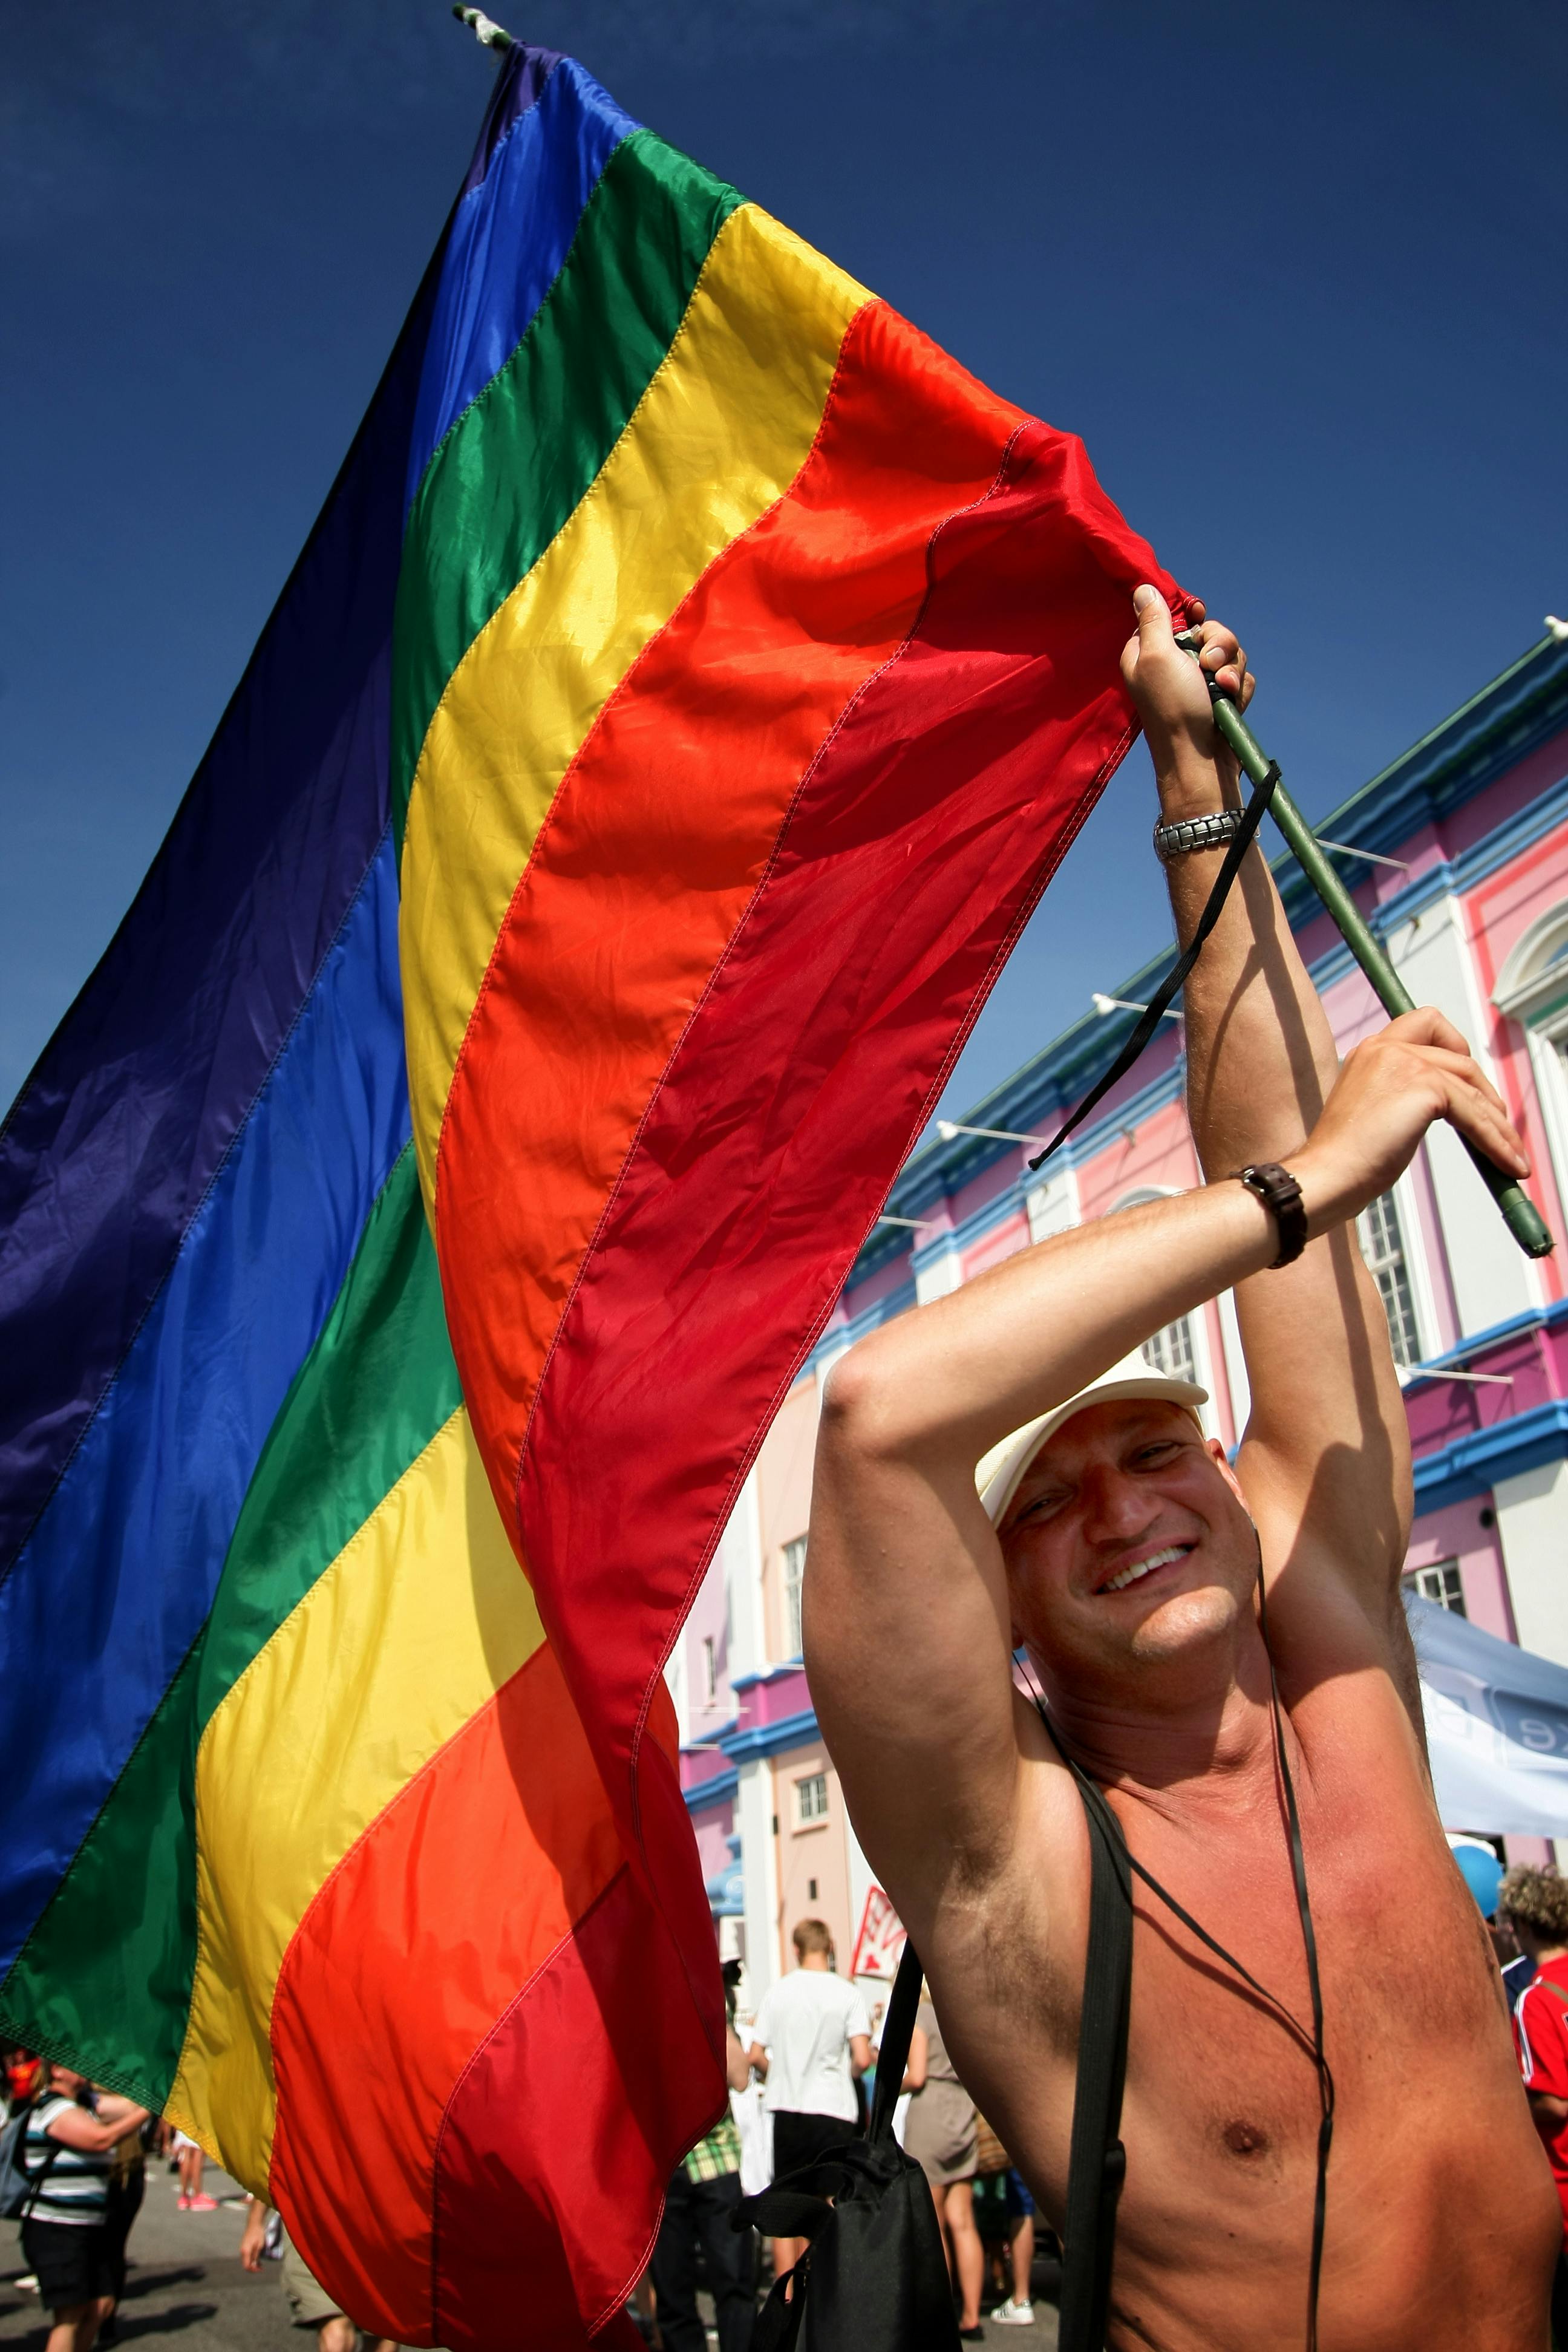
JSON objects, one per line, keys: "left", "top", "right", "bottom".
{"left": 452, "top": 5, "right": 514, "bottom": 48}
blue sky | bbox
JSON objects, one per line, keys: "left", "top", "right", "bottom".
{"left": 3, "top": 0, "right": 1564, "bottom": 1122}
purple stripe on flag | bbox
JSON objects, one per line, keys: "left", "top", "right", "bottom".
{"left": 0, "top": 200, "right": 445, "bottom": 1583}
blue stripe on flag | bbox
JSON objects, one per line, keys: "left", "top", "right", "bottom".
{"left": 403, "top": 53, "right": 637, "bottom": 514}
{"left": 0, "top": 837, "right": 408, "bottom": 1976}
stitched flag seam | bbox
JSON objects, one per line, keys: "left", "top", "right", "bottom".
{"left": 617, "top": 425, "right": 1036, "bottom": 1847}
{"left": 482, "top": 302, "right": 872, "bottom": 1511}
{"left": 425, "top": 235, "right": 858, "bottom": 1227}
{"left": 398, "top": 165, "right": 745, "bottom": 860}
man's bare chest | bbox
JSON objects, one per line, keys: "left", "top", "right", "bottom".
{"left": 940, "top": 1728, "right": 1509, "bottom": 2237}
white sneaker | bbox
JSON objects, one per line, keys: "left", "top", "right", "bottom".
{"left": 990, "top": 2299, "right": 1035, "bottom": 2325}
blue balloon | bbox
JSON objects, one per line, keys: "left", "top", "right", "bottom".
{"left": 1452, "top": 1842, "right": 1504, "bottom": 1918}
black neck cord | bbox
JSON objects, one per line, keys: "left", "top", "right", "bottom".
{"left": 1255, "top": 1570, "right": 1334, "bottom": 2352}
{"left": 1025, "top": 1578, "right": 1334, "bottom": 2352}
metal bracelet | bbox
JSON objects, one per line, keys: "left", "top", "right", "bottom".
{"left": 1152, "top": 808, "right": 1246, "bottom": 862}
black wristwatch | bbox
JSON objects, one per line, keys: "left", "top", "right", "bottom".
{"left": 1235, "top": 1162, "right": 1308, "bottom": 1267}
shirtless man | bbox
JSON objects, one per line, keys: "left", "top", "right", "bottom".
{"left": 805, "top": 587, "right": 1561, "bottom": 2351}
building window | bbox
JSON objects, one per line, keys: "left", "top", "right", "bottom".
{"left": 702, "top": 1635, "right": 717, "bottom": 1705}
{"left": 783, "top": 1535, "right": 807, "bottom": 1658}
{"left": 1357, "top": 1191, "right": 1421, "bottom": 1368}
{"left": 1402, "top": 1558, "right": 1465, "bottom": 1615}
{"left": 796, "top": 1771, "right": 828, "bottom": 1824}
{"left": 1142, "top": 1316, "right": 1197, "bottom": 1385}
{"left": 1494, "top": 907, "right": 1568, "bottom": 1227}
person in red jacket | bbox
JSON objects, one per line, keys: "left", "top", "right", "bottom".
{"left": 1504, "top": 1867, "right": 1568, "bottom": 2344}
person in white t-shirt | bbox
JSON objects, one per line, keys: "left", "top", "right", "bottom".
{"left": 746, "top": 1918, "right": 872, "bottom": 2285}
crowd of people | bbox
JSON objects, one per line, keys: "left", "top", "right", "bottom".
{"left": 638, "top": 1862, "right": 1568, "bottom": 2348}
{"left": 0, "top": 1920, "right": 1050, "bottom": 2352}
{"left": 0, "top": 2054, "right": 401, "bottom": 2352}
{"left": 638, "top": 1915, "right": 1054, "bottom": 2347}
{"left": 8, "top": 1860, "right": 1568, "bottom": 2350}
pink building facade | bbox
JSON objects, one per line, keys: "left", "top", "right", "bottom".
{"left": 674, "top": 629, "right": 1568, "bottom": 2013}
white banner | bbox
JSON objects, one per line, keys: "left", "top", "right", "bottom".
{"left": 1408, "top": 1593, "right": 1568, "bottom": 1836}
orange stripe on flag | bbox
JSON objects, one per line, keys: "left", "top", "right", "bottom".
{"left": 434, "top": 300, "right": 1024, "bottom": 1533}
{"left": 266, "top": 1640, "right": 627, "bottom": 2342}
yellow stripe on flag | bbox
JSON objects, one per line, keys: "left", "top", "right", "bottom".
{"left": 398, "top": 202, "right": 869, "bottom": 1209}
{"left": 168, "top": 1408, "right": 542, "bottom": 2186}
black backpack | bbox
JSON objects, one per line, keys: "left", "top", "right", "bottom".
{"left": 736, "top": 1944, "right": 961, "bottom": 2352}
{"left": 0, "top": 2099, "right": 64, "bottom": 2224}
{"left": 734, "top": 1766, "right": 1134, "bottom": 2352}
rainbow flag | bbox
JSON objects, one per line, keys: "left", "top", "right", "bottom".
{"left": 0, "top": 43, "right": 1183, "bottom": 2350}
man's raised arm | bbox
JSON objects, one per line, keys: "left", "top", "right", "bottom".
{"left": 1122, "top": 588, "right": 1528, "bottom": 1625}
{"left": 807, "top": 591, "right": 1529, "bottom": 1927}
{"left": 807, "top": 1061, "right": 1307, "bottom": 1931}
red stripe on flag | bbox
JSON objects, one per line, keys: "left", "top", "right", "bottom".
{"left": 433, "top": 299, "right": 1024, "bottom": 1535}
{"left": 422, "top": 322, "right": 1183, "bottom": 2351}
{"left": 515, "top": 416, "right": 1184, "bottom": 1980}
{"left": 431, "top": 1858, "right": 714, "bottom": 2348}
{"left": 267, "top": 1641, "right": 658, "bottom": 2348}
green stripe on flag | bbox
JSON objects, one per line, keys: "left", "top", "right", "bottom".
{"left": 195, "top": 1144, "right": 460, "bottom": 1720}
{"left": 0, "top": 1146, "right": 460, "bottom": 2101}
{"left": 0, "top": 1640, "right": 203, "bottom": 2108}
{"left": 390, "top": 127, "right": 743, "bottom": 845}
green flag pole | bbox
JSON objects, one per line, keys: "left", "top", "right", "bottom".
{"left": 452, "top": 6, "right": 514, "bottom": 48}
{"left": 1173, "top": 629, "right": 1553, "bottom": 1259}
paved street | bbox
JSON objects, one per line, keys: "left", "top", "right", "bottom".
{"left": 1, "top": 2163, "right": 1059, "bottom": 2348}
{"left": 0, "top": 2164, "right": 287, "bottom": 2352}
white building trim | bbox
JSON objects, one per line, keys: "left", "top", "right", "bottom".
{"left": 1494, "top": 897, "right": 1568, "bottom": 1240}
{"left": 913, "top": 1242, "right": 964, "bottom": 1304}
{"left": 736, "top": 1754, "right": 781, "bottom": 2007}
{"left": 1025, "top": 1163, "right": 1081, "bottom": 1246}
{"left": 723, "top": 1467, "right": 767, "bottom": 1676}
{"left": 1391, "top": 891, "right": 1540, "bottom": 1331}
{"left": 1494, "top": 1457, "right": 1568, "bottom": 1670}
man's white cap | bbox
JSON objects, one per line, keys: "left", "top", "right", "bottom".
{"left": 976, "top": 1350, "right": 1208, "bottom": 1529}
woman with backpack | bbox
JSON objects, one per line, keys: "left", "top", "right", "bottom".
{"left": 11, "top": 2063, "right": 148, "bottom": 2352}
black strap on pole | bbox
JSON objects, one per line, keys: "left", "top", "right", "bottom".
{"left": 1028, "top": 759, "right": 1279, "bottom": 1175}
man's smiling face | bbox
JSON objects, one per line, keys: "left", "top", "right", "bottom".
{"left": 999, "top": 1398, "right": 1259, "bottom": 1693}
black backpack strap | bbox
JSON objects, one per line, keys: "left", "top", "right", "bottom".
{"left": 1035, "top": 1622, "right": 1332, "bottom": 2352}
{"left": 848, "top": 1818, "right": 1130, "bottom": 2350}
{"left": 1057, "top": 1758, "right": 1134, "bottom": 2352}
{"left": 868, "top": 1939, "right": 924, "bottom": 2143}
{"left": 735, "top": 1937, "right": 958, "bottom": 2352}
{"left": 19, "top": 2105, "right": 66, "bottom": 2218}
